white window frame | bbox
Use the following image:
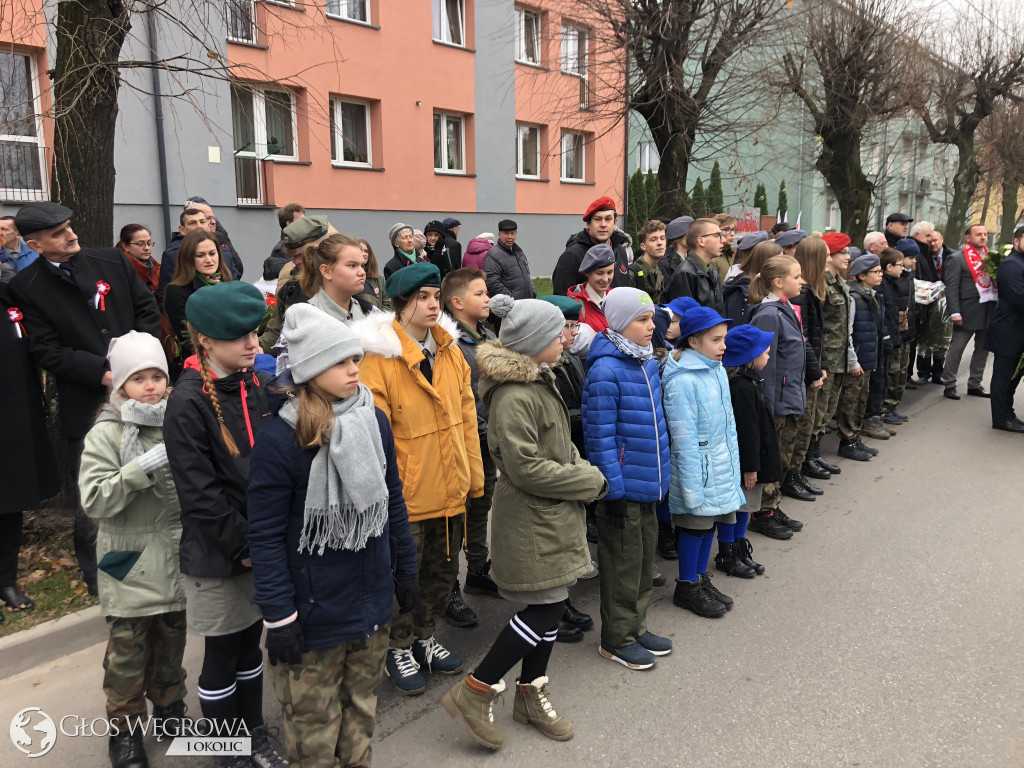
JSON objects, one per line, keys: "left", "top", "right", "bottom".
{"left": 325, "top": 0, "right": 368, "bottom": 23}
{"left": 515, "top": 8, "right": 541, "bottom": 65}
{"left": 331, "top": 98, "right": 372, "bottom": 167}
{"left": 0, "top": 52, "right": 47, "bottom": 200}
{"left": 516, "top": 123, "right": 540, "bottom": 179}
{"left": 232, "top": 84, "right": 298, "bottom": 161}
{"left": 226, "top": 0, "right": 258, "bottom": 45}
{"left": 434, "top": 111, "right": 466, "bottom": 174}
{"left": 826, "top": 198, "right": 841, "bottom": 231}
{"left": 433, "top": 0, "right": 465, "bottom": 46}
{"left": 560, "top": 24, "right": 587, "bottom": 77}
{"left": 637, "top": 140, "right": 659, "bottom": 173}
{"left": 560, "top": 130, "right": 585, "bottom": 182}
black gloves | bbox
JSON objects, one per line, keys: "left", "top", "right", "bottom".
{"left": 265, "top": 620, "right": 304, "bottom": 666}
{"left": 395, "top": 572, "right": 419, "bottom": 614}
{"left": 604, "top": 497, "right": 628, "bottom": 530}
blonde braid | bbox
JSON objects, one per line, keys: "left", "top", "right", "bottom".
{"left": 190, "top": 325, "right": 241, "bottom": 459}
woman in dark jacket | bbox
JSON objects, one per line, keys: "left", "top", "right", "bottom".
{"left": 247, "top": 303, "right": 417, "bottom": 767}
{"left": 722, "top": 240, "right": 781, "bottom": 325}
{"left": 164, "top": 281, "right": 285, "bottom": 768}
{"left": 383, "top": 223, "right": 420, "bottom": 278}
{"left": 163, "top": 229, "right": 233, "bottom": 359}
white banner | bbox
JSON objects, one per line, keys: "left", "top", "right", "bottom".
{"left": 166, "top": 737, "right": 251, "bottom": 756}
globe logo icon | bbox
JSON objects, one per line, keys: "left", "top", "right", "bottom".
{"left": 10, "top": 708, "right": 57, "bottom": 758}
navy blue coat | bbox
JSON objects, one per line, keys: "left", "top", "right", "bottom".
{"left": 986, "top": 250, "right": 1024, "bottom": 359}
{"left": 582, "top": 332, "right": 670, "bottom": 503}
{"left": 748, "top": 298, "right": 806, "bottom": 417}
{"left": 848, "top": 280, "right": 883, "bottom": 371}
{"left": 247, "top": 408, "right": 417, "bottom": 650}
{"left": 722, "top": 275, "right": 751, "bottom": 325}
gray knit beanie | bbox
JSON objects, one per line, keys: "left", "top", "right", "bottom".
{"left": 490, "top": 294, "right": 565, "bottom": 357}
{"left": 388, "top": 222, "right": 413, "bottom": 246}
{"left": 282, "top": 304, "right": 363, "bottom": 384}
{"left": 603, "top": 287, "right": 656, "bottom": 333}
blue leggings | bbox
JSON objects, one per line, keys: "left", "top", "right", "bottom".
{"left": 676, "top": 527, "right": 715, "bottom": 582}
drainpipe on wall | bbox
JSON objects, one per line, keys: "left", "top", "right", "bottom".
{"left": 146, "top": 4, "right": 172, "bottom": 245}
{"left": 623, "top": 55, "right": 630, "bottom": 226}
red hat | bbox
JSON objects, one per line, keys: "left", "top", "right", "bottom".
{"left": 583, "top": 196, "right": 617, "bottom": 222}
{"left": 821, "top": 232, "right": 852, "bottom": 255}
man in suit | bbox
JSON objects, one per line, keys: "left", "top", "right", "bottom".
{"left": 941, "top": 224, "right": 995, "bottom": 400}
{"left": 9, "top": 202, "right": 161, "bottom": 592}
{"left": 985, "top": 226, "right": 1024, "bottom": 432}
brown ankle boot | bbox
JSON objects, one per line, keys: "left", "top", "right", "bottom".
{"left": 512, "top": 676, "right": 574, "bottom": 741}
{"left": 441, "top": 674, "right": 506, "bottom": 750}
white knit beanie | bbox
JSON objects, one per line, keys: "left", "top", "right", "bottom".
{"left": 107, "top": 331, "right": 168, "bottom": 392}
{"left": 282, "top": 304, "right": 363, "bottom": 384}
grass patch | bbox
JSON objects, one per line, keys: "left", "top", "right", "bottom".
{"left": 533, "top": 277, "right": 553, "bottom": 296}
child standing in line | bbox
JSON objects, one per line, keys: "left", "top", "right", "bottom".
{"left": 627, "top": 220, "right": 670, "bottom": 304}
{"left": 662, "top": 304, "right": 744, "bottom": 618}
{"left": 79, "top": 331, "right": 186, "bottom": 768}
{"left": 567, "top": 244, "right": 617, "bottom": 354}
{"left": 883, "top": 239, "right": 918, "bottom": 417}
{"left": 352, "top": 262, "right": 484, "bottom": 696}
{"left": 442, "top": 295, "right": 607, "bottom": 750}
{"left": 163, "top": 282, "right": 287, "bottom": 768}
{"left": 719, "top": 324, "right": 783, "bottom": 580}
{"left": 583, "top": 288, "right": 672, "bottom": 670}
{"left": 247, "top": 303, "right": 418, "bottom": 768}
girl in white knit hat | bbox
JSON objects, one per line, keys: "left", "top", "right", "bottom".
{"left": 78, "top": 330, "right": 186, "bottom": 768}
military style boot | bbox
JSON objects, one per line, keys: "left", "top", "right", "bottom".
{"left": 442, "top": 675, "right": 507, "bottom": 750}
{"left": 838, "top": 437, "right": 872, "bottom": 461}
{"left": 109, "top": 732, "right": 147, "bottom": 768}
{"left": 513, "top": 676, "right": 574, "bottom": 741}
{"left": 734, "top": 537, "right": 765, "bottom": 575}
{"left": 657, "top": 520, "right": 678, "bottom": 559}
{"left": 714, "top": 541, "right": 756, "bottom": 578}
{"left": 809, "top": 440, "right": 841, "bottom": 475}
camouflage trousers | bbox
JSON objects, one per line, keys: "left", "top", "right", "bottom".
{"left": 761, "top": 414, "right": 801, "bottom": 511}
{"left": 813, "top": 371, "right": 846, "bottom": 440}
{"left": 103, "top": 611, "right": 187, "bottom": 730}
{"left": 464, "top": 448, "right": 496, "bottom": 573}
{"left": 836, "top": 370, "right": 872, "bottom": 439}
{"left": 788, "top": 386, "right": 821, "bottom": 473}
{"left": 884, "top": 343, "right": 911, "bottom": 412}
{"left": 271, "top": 629, "right": 390, "bottom": 768}
{"left": 390, "top": 515, "right": 463, "bottom": 649}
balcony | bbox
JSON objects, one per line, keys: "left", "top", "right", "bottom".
{"left": 226, "top": 0, "right": 257, "bottom": 45}
{"left": 0, "top": 142, "right": 48, "bottom": 202}
{"left": 234, "top": 155, "right": 264, "bottom": 205}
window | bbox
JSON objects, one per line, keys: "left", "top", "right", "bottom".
{"left": 516, "top": 8, "right": 541, "bottom": 64}
{"left": 561, "top": 131, "right": 585, "bottom": 181}
{"left": 326, "top": 0, "right": 367, "bottom": 22}
{"left": 826, "top": 199, "right": 841, "bottom": 231}
{"left": 433, "top": 112, "right": 465, "bottom": 172}
{"left": 231, "top": 84, "right": 297, "bottom": 204}
{"left": 561, "top": 25, "right": 587, "bottom": 76}
{"left": 226, "top": 0, "right": 257, "bottom": 44}
{"left": 433, "top": 0, "right": 465, "bottom": 46}
{"left": 0, "top": 53, "right": 46, "bottom": 200}
{"left": 638, "top": 140, "right": 660, "bottom": 173}
{"left": 330, "top": 99, "right": 371, "bottom": 166}
{"left": 516, "top": 123, "right": 540, "bottom": 178}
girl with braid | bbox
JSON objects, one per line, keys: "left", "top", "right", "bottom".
{"left": 164, "top": 282, "right": 287, "bottom": 768}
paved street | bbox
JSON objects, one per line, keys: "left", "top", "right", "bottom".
{"left": 2, "top": 362, "right": 1022, "bottom": 768}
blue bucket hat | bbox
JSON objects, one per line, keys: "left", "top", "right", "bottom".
{"left": 722, "top": 324, "right": 774, "bottom": 367}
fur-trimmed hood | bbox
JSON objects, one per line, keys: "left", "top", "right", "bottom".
{"left": 350, "top": 311, "right": 460, "bottom": 360}
{"left": 477, "top": 341, "right": 543, "bottom": 405}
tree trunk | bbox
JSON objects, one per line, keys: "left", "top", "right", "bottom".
{"left": 944, "top": 137, "right": 980, "bottom": 243}
{"left": 815, "top": 130, "right": 873, "bottom": 244}
{"left": 51, "top": 0, "right": 130, "bottom": 248}
{"left": 999, "top": 177, "right": 1019, "bottom": 246}
{"left": 652, "top": 130, "right": 695, "bottom": 219}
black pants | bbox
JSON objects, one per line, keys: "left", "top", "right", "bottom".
{"left": 990, "top": 353, "right": 1022, "bottom": 425}
{"left": 867, "top": 347, "right": 892, "bottom": 419}
{"left": 66, "top": 437, "right": 98, "bottom": 587}
{"left": 0, "top": 512, "right": 24, "bottom": 587}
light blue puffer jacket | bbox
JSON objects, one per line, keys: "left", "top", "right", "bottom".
{"left": 662, "top": 349, "right": 745, "bottom": 517}
{"left": 581, "top": 333, "right": 670, "bottom": 503}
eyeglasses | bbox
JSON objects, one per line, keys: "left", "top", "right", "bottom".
{"left": 720, "top": 227, "right": 737, "bottom": 234}
{"left": 867, "top": 268, "right": 883, "bottom": 275}
{"left": 130, "top": 240, "right": 155, "bottom": 248}
{"left": 564, "top": 322, "right": 581, "bottom": 332}
{"left": 702, "top": 231, "right": 725, "bottom": 240}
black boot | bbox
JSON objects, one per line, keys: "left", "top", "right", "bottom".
{"left": 657, "top": 520, "right": 678, "bottom": 559}
{"left": 931, "top": 352, "right": 946, "bottom": 382}
{"left": 734, "top": 537, "right": 765, "bottom": 575}
{"left": 443, "top": 580, "right": 478, "bottom": 627}
{"left": 153, "top": 700, "right": 187, "bottom": 739}
{"left": 854, "top": 435, "right": 879, "bottom": 456}
{"left": 699, "top": 572, "right": 733, "bottom": 610}
{"left": 714, "top": 541, "right": 756, "bottom": 578}
{"left": 916, "top": 355, "right": 931, "bottom": 384}
{"left": 562, "top": 599, "right": 594, "bottom": 631}
{"left": 794, "top": 471, "right": 824, "bottom": 496}
{"left": 464, "top": 561, "right": 501, "bottom": 597}
{"left": 555, "top": 619, "right": 583, "bottom": 643}
{"left": 838, "top": 437, "right": 872, "bottom": 461}
{"left": 810, "top": 440, "right": 841, "bottom": 474}
{"left": 109, "top": 732, "right": 148, "bottom": 768}
{"left": 748, "top": 511, "right": 793, "bottom": 540}
{"left": 585, "top": 508, "right": 598, "bottom": 543}
{"left": 672, "top": 578, "right": 726, "bottom": 618}
{"left": 772, "top": 506, "right": 803, "bottom": 532}
{"left": 781, "top": 472, "right": 815, "bottom": 501}
{"left": 801, "top": 456, "right": 831, "bottom": 480}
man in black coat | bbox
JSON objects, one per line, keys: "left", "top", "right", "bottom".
{"left": 884, "top": 212, "right": 913, "bottom": 247}
{"left": 985, "top": 226, "right": 1024, "bottom": 432}
{"left": 666, "top": 217, "right": 725, "bottom": 314}
{"left": 9, "top": 202, "right": 162, "bottom": 592}
{"left": 552, "top": 196, "right": 632, "bottom": 296}
{"left": 941, "top": 224, "right": 994, "bottom": 399}
{"left": 440, "top": 217, "right": 464, "bottom": 269}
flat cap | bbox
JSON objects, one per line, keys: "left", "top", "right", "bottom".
{"left": 441, "top": 217, "right": 462, "bottom": 229}
{"left": 385, "top": 261, "right": 441, "bottom": 299}
{"left": 14, "top": 202, "right": 74, "bottom": 237}
{"left": 538, "top": 294, "right": 582, "bottom": 320}
{"left": 885, "top": 212, "right": 913, "bottom": 224}
{"left": 580, "top": 243, "right": 615, "bottom": 273}
{"left": 186, "top": 281, "right": 267, "bottom": 340}
{"left": 736, "top": 230, "right": 769, "bottom": 251}
{"left": 583, "top": 196, "right": 617, "bottom": 222}
{"left": 665, "top": 216, "right": 693, "bottom": 241}
{"left": 283, "top": 215, "right": 330, "bottom": 246}
{"left": 848, "top": 253, "right": 881, "bottom": 276}
{"left": 498, "top": 219, "right": 517, "bottom": 231}
{"left": 775, "top": 229, "right": 807, "bottom": 248}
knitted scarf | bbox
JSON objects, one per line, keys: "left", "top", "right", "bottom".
{"left": 118, "top": 398, "right": 167, "bottom": 465}
{"left": 278, "top": 383, "right": 388, "bottom": 554}
{"left": 606, "top": 329, "right": 653, "bottom": 361}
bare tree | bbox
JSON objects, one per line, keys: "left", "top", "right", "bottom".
{"left": 977, "top": 100, "right": 1024, "bottom": 245}
{"left": 780, "top": 0, "right": 916, "bottom": 244}
{"left": 911, "top": 1, "right": 1024, "bottom": 241}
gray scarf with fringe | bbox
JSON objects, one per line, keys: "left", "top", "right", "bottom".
{"left": 118, "top": 398, "right": 167, "bottom": 465}
{"left": 279, "top": 383, "right": 388, "bottom": 554}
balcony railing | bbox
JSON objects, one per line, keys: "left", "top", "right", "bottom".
{"left": 235, "top": 155, "right": 263, "bottom": 205}
{"left": 226, "top": 0, "right": 257, "bottom": 44}
{"left": 0, "top": 142, "right": 48, "bottom": 202}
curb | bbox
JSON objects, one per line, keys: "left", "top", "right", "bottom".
{"left": 0, "top": 606, "right": 107, "bottom": 681}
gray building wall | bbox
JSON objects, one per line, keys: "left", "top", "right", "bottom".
{"left": 473, "top": 1, "right": 517, "bottom": 214}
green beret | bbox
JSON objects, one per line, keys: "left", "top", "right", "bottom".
{"left": 185, "top": 282, "right": 267, "bottom": 339}
{"left": 538, "top": 294, "right": 582, "bottom": 321}
{"left": 283, "top": 215, "right": 330, "bottom": 246}
{"left": 385, "top": 262, "right": 441, "bottom": 299}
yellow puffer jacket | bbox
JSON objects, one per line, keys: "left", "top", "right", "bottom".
{"left": 354, "top": 312, "right": 484, "bottom": 523}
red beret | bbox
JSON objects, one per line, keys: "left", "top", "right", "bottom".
{"left": 583, "top": 196, "right": 617, "bottom": 222}
{"left": 821, "top": 232, "right": 852, "bottom": 255}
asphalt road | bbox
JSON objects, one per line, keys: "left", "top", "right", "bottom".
{"left": 2, "top": 361, "right": 1022, "bottom": 768}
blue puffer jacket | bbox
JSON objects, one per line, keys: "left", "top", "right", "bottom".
{"left": 748, "top": 297, "right": 806, "bottom": 417}
{"left": 663, "top": 349, "right": 744, "bottom": 517}
{"left": 582, "top": 332, "right": 670, "bottom": 503}
{"left": 246, "top": 407, "right": 418, "bottom": 650}
{"left": 848, "top": 280, "right": 882, "bottom": 371}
